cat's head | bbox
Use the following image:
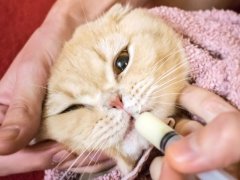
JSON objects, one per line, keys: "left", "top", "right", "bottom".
{"left": 38, "top": 4, "right": 188, "bottom": 175}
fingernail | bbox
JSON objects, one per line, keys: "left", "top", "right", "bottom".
{"left": 170, "top": 135, "right": 199, "bottom": 163}
{"left": 0, "top": 126, "right": 20, "bottom": 141}
{"left": 52, "top": 150, "right": 70, "bottom": 164}
{"left": 150, "top": 157, "right": 163, "bottom": 180}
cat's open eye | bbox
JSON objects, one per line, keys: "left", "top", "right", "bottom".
{"left": 60, "top": 104, "right": 84, "bottom": 114}
{"left": 113, "top": 49, "right": 129, "bottom": 75}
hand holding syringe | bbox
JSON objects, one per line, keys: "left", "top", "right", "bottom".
{"left": 135, "top": 112, "right": 237, "bottom": 180}
{"left": 135, "top": 85, "right": 240, "bottom": 180}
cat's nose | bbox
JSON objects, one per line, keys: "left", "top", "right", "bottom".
{"left": 110, "top": 95, "right": 123, "bottom": 109}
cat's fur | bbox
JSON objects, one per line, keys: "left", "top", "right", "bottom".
{"left": 38, "top": 4, "right": 188, "bottom": 175}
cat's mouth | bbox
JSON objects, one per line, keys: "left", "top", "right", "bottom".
{"left": 123, "top": 116, "right": 135, "bottom": 139}
{"left": 123, "top": 110, "right": 152, "bottom": 140}
{"left": 123, "top": 109, "right": 152, "bottom": 139}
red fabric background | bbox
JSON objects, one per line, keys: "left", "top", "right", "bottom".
{"left": 0, "top": 0, "right": 56, "bottom": 78}
{"left": 0, "top": 0, "right": 55, "bottom": 179}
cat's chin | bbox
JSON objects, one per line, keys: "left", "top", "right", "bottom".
{"left": 121, "top": 122, "right": 150, "bottom": 160}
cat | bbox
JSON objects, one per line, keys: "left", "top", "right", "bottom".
{"left": 38, "top": 4, "right": 188, "bottom": 176}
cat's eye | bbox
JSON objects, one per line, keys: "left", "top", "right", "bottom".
{"left": 60, "top": 104, "right": 84, "bottom": 114}
{"left": 114, "top": 49, "right": 129, "bottom": 75}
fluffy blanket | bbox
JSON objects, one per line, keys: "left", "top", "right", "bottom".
{"left": 45, "top": 6, "right": 240, "bottom": 180}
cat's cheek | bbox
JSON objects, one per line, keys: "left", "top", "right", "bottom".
{"left": 86, "top": 108, "right": 130, "bottom": 148}
{"left": 122, "top": 95, "right": 140, "bottom": 115}
{"left": 121, "top": 129, "right": 150, "bottom": 160}
{"left": 113, "top": 130, "right": 150, "bottom": 176}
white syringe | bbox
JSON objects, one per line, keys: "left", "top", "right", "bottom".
{"left": 135, "top": 112, "right": 236, "bottom": 180}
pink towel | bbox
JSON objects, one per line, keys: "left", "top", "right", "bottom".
{"left": 45, "top": 6, "right": 240, "bottom": 180}
{"left": 151, "top": 7, "right": 240, "bottom": 109}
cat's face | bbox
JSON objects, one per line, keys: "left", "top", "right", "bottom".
{"left": 39, "top": 4, "right": 188, "bottom": 175}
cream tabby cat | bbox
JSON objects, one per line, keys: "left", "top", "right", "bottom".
{"left": 38, "top": 4, "right": 188, "bottom": 175}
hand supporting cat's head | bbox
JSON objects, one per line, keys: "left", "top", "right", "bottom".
{"left": 38, "top": 4, "right": 188, "bottom": 175}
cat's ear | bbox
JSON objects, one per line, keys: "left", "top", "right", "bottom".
{"left": 103, "top": 3, "right": 132, "bottom": 21}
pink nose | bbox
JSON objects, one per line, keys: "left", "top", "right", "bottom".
{"left": 110, "top": 95, "right": 123, "bottom": 109}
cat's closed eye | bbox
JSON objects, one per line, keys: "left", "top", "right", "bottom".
{"left": 113, "top": 49, "right": 129, "bottom": 75}
{"left": 60, "top": 104, "right": 84, "bottom": 114}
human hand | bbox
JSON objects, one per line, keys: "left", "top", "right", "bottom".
{"left": 0, "top": 0, "right": 124, "bottom": 176}
{"left": 150, "top": 85, "right": 240, "bottom": 179}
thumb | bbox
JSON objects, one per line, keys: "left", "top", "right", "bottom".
{"left": 166, "top": 111, "right": 240, "bottom": 173}
{"left": 0, "top": 61, "right": 47, "bottom": 154}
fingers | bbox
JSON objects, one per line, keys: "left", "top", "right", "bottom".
{"left": 150, "top": 157, "right": 164, "bottom": 180}
{"left": 0, "top": 142, "right": 76, "bottom": 176}
{"left": 175, "top": 118, "right": 203, "bottom": 136}
{"left": 169, "top": 85, "right": 240, "bottom": 173}
{"left": 0, "top": 104, "right": 8, "bottom": 124}
{"left": 67, "top": 159, "right": 115, "bottom": 174}
{"left": 179, "top": 85, "right": 237, "bottom": 123}
{"left": 0, "top": 60, "right": 48, "bottom": 154}
{"left": 150, "top": 157, "right": 191, "bottom": 180}
{"left": 166, "top": 111, "right": 240, "bottom": 173}
{"left": 57, "top": 151, "right": 114, "bottom": 173}
{"left": 0, "top": 139, "right": 112, "bottom": 176}
{"left": 150, "top": 120, "right": 203, "bottom": 179}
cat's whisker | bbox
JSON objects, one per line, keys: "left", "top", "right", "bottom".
{"left": 137, "top": 78, "right": 158, "bottom": 113}
{"left": 79, "top": 3, "right": 99, "bottom": 40}
{"left": 84, "top": 149, "right": 106, "bottom": 180}
{"left": 53, "top": 141, "right": 93, "bottom": 171}
{"left": 152, "top": 76, "right": 188, "bottom": 96}
{"left": 154, "top": 42, "right": 183, "bottom": 66}
{"left": 154, "top": 77, "right": 189, "bottom": 95}
{"left": 138, "top": 48, "right": 187, "bottom": 111}
{"left": 151, "top": 48, "right": 182, "bottom": 72}
{"left": 59, "top": 142, "right": 101, "bottom": 180}
{"left": 148, "top": 38, "right": 182, "bottom": 69}
{"left": 150, "top": 92, "right": 185, "bottom": 99}
{"left": 78, "top": 142, "right": 107, "bottom": 180}
{"left": 147, "top": 70, "right": 188, "bottom": 101}
{"left": 148, "top": 76, "right": 188, "bottom": 111}
{"left": 135, "top": 78, "right": 154, "bottom": 110}
{"left": 75, "top": 141, "right": 106, "bottom": 172}
{"left": 55, "top": 133, "right": 100, "bottom": 180}
{"left": 153, "top": 59, "right": 186, "bottom": 90}
{"left": 53, "top": 131, "right": 99, "bottom": 170}
{"left": 53, "top": 133, "right": 98, "bottom": 170}
{"left": 151, "top": 59, "right": 188, "bottom": 88}
{"left": 53, "top": 147, "right": 79, "bottom": 170}
{"left": 132, "top": 76, "right": 152, "bottom": 93}
{"left": 151, "top": 47, "right": 185, "bottom": 74}
{"left": 89, "top": 119, "right": 123, "bottom": 144}
{"left": 151, "top": 100, "right": 186, "bottom": 111}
